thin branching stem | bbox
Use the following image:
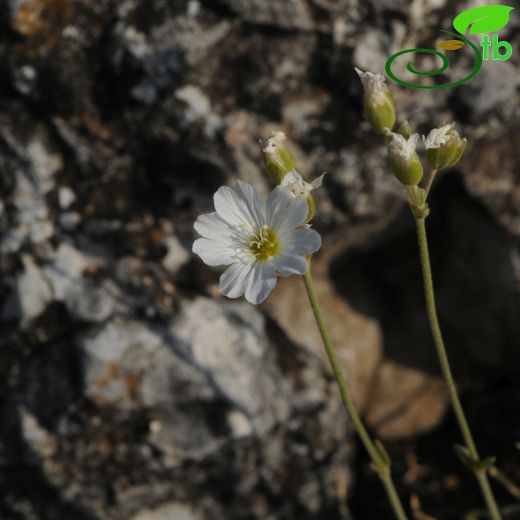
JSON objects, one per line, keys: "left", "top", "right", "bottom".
{"left": 303, "top": 263, "right": 408, "bottom": 520}
{"left": 415, "top": 217, "right": 502, "bottom": 520}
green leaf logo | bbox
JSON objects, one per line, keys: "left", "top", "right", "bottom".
{"left": 453, "top": 5, "right": 514, "bottom": 35}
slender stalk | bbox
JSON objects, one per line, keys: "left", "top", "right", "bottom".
{"left": 302, "top": 265, "right": 408, "bottom": 520}
{"left": 414, "top": 217, "right": 502, "bottom": 520}
{"left": 424, "top": 168, "right": 438, "bottom": 196}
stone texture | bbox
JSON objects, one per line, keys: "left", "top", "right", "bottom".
{"left": 365, "top": 361, "right": 449, "bottom": 440}
{"left": 0, "top": 0, "right": 519, "bottom": 518}
{"left": 264, "top": 272, "right": 383, "bottom": 410}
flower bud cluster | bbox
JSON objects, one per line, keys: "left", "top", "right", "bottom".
{"left": 355, "top": 68, "right": 468, "bottom": 218}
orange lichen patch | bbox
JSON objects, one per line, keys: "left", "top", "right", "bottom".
{"left": 436, "top": 39, "right": 465, "bottom": 51}
{"left": 13, "top": 0, "right": 73, "bottom": 56}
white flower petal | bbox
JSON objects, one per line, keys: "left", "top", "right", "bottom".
{"left": 423, "top": 123, "right": 455, "bottom": 149}
{"left": 194, "top": 212, "right": 232, "bottom": 240}
{"left": 214, "top": 186, "right": 253, "bottom": 227}
{"left": 279, "top": 197, "right": 308, "bottom": 230}
{"left": 245, "top": 263, "right": 277, "bottom": 304}
{"left": 266, "top": 185, "right": 292, "bottom": 226}
{"left": 219, "top": 261, "right": 253, "bottom": 299}
{"left": 281, "top": 171, "right": 309, "bottom": 198}
{"left": 311, "top": 172, "right": 326, "bottom": 189}
{"left": 266, "top": 186, "right": 308, "bottom": 231}
{"left": 271, "top": 253, "right": 307, "bottom": 277}
{"left": 288, "top": 228, "right": 322, "bottom": 255}
{"left": 262, "top": 131, "right": 287, "bottom": 155}
{"left": 355, "top": 68, "right": 386, "bottom": 94}
{"left": 193, "top": 238, "right": 234, "bottom": 266}
{"left": 235, "top": 180, "right": 266, "bottom": 227}
{"left": 386, "top": 131, "right": 420, "bottom": 159}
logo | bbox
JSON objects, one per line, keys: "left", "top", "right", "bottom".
{"left": 385, "top": 5, "right": 515, "bottom": 89}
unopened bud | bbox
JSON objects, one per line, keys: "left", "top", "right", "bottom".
{"left": 355, "top": 68, "right": 396, "bottom": 134}
{"left": 386, "top": 131, "right": 423, "bottom": 186}
{"left": 397, "top": 120, "right": 413, "bottom": 139}
{"left": 423, "top": 123, "right": 467, "bottom": 170}
{"left": 261, "top": 131, "right": 297, "bottom": 184}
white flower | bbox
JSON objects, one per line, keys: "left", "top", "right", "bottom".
{"left": 193, "top": 181, "right": 321, "bottom": 304}
{"left": 280, "top": 171, "right": 326, "bottom": 199}
{"left": 423, "top": 123, "right": 467, "bottom": 170}
{"left": 386, "top": 130, "right": 420, "bottom": 159}
{"left": 262, "top": 131, "right": 287, "bottom": 156}
{"left": 423, "top": 123, "right": 455, "bottom": 149}
{"left": 385, "top": 130, "right": 423, "bottom": 186}
{"left": 355, "top": 68, "right": 387, "bottom": 101}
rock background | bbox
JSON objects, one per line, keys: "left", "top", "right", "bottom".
{"left": 0, "top": 0, "right": 519, "bottom": 518}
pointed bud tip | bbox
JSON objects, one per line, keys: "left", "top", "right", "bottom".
{"left": 397, "top": 120, "right": 413, "bottom": 139}
{"left": 355, "top": 68, "right": 396, "bottom": 134}
{"left": 261, "top": 131, "right": 297, "bottom": 184}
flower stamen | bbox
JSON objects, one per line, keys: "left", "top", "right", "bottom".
{"left": 249, "top": 226, "right": 280, "bottom": 261}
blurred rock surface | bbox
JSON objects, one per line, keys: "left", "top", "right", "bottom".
{"left": 0, "top": 0, "right": 519, "bottom": 518}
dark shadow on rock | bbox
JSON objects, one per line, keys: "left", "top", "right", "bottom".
{"left": 330, "top": 173, "right": 520, "bottom": 378}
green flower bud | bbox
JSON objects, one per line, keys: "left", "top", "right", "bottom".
{"left": 261, "top": 131, "right": 297, "bottom": 184}
{"left": 397, "top": 120, "right": 413, "bottom": 139}
{"left": 423, "top": 123, "right": 467, "bottom": 170}
{"left": 386, "top": 131, "right": 423, "bottom": 186}
{"left": 355, "top": 68, "right": 396, "bottom": 134}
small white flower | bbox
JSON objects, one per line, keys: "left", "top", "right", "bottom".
{"left": 385, "top": 130, "right": 423, "bottom": 186}
{"left": 193, "top": 181, "right": 321, "bottom": 305}
{"left": 386, "top": 130, "right": 420, "bottom": 159}
{"left": 423, "top": 123, "right": 455, "bottom": 149}
{"left": 355, "top": 68, "right": 387, "bottom": 100}
{"left": 262, "top": 131, "right": 287, "bottom": 156}
{"left": 280, "top": 171, "right": 326, "bottom": 199}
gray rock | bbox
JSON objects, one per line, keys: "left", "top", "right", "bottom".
{"left": 0, "top": 0, "right": 519, "bottom": 517}
{"left": 131, "top": 502, "right": 203, "bottom": 520}
{"left": 2, "top": 255, "right": 52, "bottom": 325}
{"left": 171, "top": 298, "right": 291, "bottom": 434}
{"left": 220, "top": 0, "right": 314, "bottom": 30}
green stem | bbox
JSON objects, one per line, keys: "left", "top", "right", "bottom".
{"left": 424, "top": 168, "right": 438, "bottom": 196}
{"left": 302, "top": 265, "right": 408, "bottom": 520}
{"left": 414, "top": 217, "right": 502, "bottom": 520}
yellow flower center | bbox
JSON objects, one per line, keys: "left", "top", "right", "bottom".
{"left": 249, "top": 225, "right": 280, "bottom": 261}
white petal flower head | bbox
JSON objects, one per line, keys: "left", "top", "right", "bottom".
{"left": 280, "top": 171, "right": 326, "bottom": 199}
{"left": 385, "top": 130, "right": 424, "bottom": 186}
{"left": 423, "top": 123, "right": 455, "bottom": 149}
{"left": 355, "top": 68, "right": 387, "bottom": 101}
{"left": 193, "top": 181, "right": 321, "bottom": 305}
{"left": 386, "top": 130, "right": 420, "bottom": 159}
